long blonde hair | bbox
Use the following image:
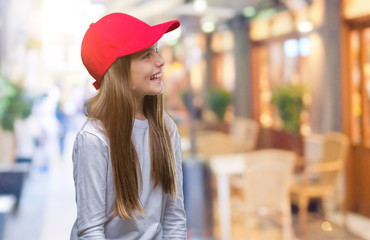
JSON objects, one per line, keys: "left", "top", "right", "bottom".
{"left": 85, "top": 55, "right": 177, "bottom": 219}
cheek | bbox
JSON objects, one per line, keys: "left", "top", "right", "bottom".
{"left": 131, "top": 66, "right": 145, "bottom": 83}
{"left": 134, "top": 66, "right": 151, "bottom": 79}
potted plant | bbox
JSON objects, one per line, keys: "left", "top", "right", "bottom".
{"left": 0, "top": 75, "right": 33, "bottom": 163}
{"left": 271, "top": 82, "right": 307, "bottom": 133}
{"left": 267, "top": 82, "right": 307, "bottom": 156}
{"left": 207, "top": 88, "right": 232, "bottom": 122}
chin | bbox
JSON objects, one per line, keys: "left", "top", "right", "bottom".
{"left": 153, "top": 86, "right": 164, "bottom": 95}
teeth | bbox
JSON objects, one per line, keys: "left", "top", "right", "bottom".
{"left": 150, "top": 72, "right": 162, "bottom": 80}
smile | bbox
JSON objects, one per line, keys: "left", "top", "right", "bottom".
{"left": 150, "top": 72, "right": 162, "bottom": 80}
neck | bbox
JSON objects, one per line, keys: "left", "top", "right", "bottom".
{"left": 135, "top": 95, "right": 146, "bottom": 120}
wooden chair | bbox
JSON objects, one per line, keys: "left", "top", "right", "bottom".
{"left": 195, "top": 131, "right": 240, "bottom": 161}
{"left": 303, "top": 133, "right": 324, "bottom": 164}
{"left": 290, "top": 132, "right": 349, "bottom": 234}
{"left": 230, "top": 117, "right": 260, "bottom": 152}
{"left": 241, "top": 149, "right": 296, "bottom": 240}
{"left": 228, "top": 117, "right": 260, "bottom": 196}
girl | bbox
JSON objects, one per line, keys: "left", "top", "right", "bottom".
{"left": 70, "top": 13, "right": 187, "bottom": 239}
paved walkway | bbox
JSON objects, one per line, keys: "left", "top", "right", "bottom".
{"left": 3, "top": 132, "right": 76, "bottom": 240}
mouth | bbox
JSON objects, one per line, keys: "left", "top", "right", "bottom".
{"left": 150, "top": 72, "right": 162, "bottom": 81}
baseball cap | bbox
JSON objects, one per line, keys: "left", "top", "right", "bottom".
{"left": 81, "top": 13, "right": 180, "bottom": 89}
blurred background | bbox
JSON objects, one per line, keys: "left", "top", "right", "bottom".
{"left": 1, "top": 0, "right": 370, "bottom": 239}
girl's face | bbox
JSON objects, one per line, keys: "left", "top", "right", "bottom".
{"left": 130, "top": 44, "right": 165, "bottom": 100}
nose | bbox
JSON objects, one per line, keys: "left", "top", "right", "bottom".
{"left": 156, "top": 54, "right": 165, "bottom": 68}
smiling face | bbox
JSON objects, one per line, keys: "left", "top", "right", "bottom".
{"left": 130, "top": 43, "right": 165, "bottom": 101}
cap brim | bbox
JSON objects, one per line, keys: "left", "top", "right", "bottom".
{"left": 119, "top": 20, "right": 180, "bottom": 57}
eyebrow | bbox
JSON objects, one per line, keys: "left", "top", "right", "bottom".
{"left": 141, "top": 48, "right": 152, "bottom": 54}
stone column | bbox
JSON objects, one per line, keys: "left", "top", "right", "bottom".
{"left": 230, "top": 15, "right": 253, "bottom": 118}
{"left": 315, "top": 0, "right": 342, "bottom": 132}
{"left": 204, "top": 33, "right": 213, "bottom": 92}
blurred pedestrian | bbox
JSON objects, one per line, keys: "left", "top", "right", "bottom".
{"left": 70, "top": 13, "right": 187, "bottom": 239}
{"left": 32, "top": 87, "right": 61, "bottom": 171}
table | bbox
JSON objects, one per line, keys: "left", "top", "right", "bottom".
{"left": 209, "top": 153, "right": 247, "bottom": 240}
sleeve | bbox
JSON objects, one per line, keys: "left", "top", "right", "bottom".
{"left": 162, "top": 126, "right": 187, "bottom": 239}
{"left": 73, "top": 131, "right": 109, "bottom": 240}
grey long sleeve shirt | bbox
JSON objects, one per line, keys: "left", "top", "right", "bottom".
{"left": 70, "top": 116, "right": 187, "bottom": 240}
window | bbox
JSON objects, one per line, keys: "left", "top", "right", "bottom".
{"left": 349, "top": 27, "right": 370, "bottom": 147}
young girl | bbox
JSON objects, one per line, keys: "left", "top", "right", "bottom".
{"left": 70, "top": 13, "right": 187, "bottom": 239}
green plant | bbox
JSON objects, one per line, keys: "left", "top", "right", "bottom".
{"left": 207, "top": 88, "right": 231, "bottom": 121}
{"left": 271, "top": 83, "right": 307, "bottom": 133}
{"left": 0, "top": 76, "right": 33, "bottom": 131}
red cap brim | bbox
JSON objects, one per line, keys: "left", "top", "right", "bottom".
{"left": 117, "top": 20, "right": 180, "bottom": 58}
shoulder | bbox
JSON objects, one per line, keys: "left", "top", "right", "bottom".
{"left": 76, "top": 118, "right": 108, "bottom": 147}
{"left": 72, "top": 120, "right": 109, "bottom": 173}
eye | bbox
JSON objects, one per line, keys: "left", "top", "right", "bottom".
{"left": 143, "top": 52, "right": 151, "bottom": 59}
{"left": 155, "top": 46, "right": 159, "bottom": 54}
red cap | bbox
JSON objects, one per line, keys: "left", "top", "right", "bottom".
{"left": 81, "top": 13, "right": 180, "bottom": 89}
